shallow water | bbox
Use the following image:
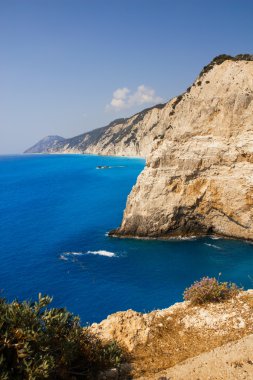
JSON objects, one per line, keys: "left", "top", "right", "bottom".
{"left": 0, "top": 154, "right": 253, "bottom": 323}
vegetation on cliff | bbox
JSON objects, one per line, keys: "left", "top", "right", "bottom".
{"left": 0, "top": 279, "right": 251, "bottom": 379}
{"left": 0, "top": 294, "right": 124, "bottom": 379}
{"left": 199, "top": 53, "right": 253, "bottom": 78}
{"left": 183, "top": 276, "right": 241, "bottom": 305}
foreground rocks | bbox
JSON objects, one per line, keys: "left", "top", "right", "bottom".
{"left": 114, "top": 55, "right": 253, "bottom": 240}
{"left": 140, "top": 334, "right": 253, "bottom": 380}
{"left": 90, "top": 290, "right": 253, "bottom": 379}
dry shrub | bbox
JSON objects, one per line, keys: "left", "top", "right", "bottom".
{"left": 183, "top": 276, "right": 241, "bottom": 305}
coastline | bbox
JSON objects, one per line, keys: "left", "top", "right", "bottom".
{"left": 23, "top": 151, "right": 146, "bottom": 160}
{"left": 109, "top": 229, "right": 253, "bottom": 243}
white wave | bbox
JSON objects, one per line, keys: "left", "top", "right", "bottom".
{"left": 87, "top": 250, "right": 115, "bottom": 257}
{"left": 59, "top": 252, "right": 84, "bottom": 261}
{"left": 175, "top": 236, "right": 197, "bottom": 241}
{"left": 204, "top": 243, "right": 222, "bottom": 250}
{"left": 64, "top": 252, "right": 83, "bottom": 256}
{"left": 60, "top": 250, "right": 115, "bottom": 260}
{"left": 210, "top": 235, "right": 221, "bottom": 240}
{"left": 59, "top": 254, "right": 68, "bottom": 261}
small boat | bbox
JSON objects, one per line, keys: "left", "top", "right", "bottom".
{"left": 96, "top": 165, "right": 111, "bottom": 169}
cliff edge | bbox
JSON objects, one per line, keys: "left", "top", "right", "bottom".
{"left": 91, "top": 290, "right": 253, "bottom": 379}
{"left": 112, "top": 55, "right": 253, "bottom": 241}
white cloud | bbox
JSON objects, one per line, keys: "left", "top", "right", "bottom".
{"left": 106, "top": 85, "right": 163, "bottom": 111}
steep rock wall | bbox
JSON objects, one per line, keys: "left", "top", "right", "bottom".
{"left": 112, "top": 58, "right": 253, "bottom": 240}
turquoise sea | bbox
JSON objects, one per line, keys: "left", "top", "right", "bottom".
{"left": 1, "top": 154, "right": 253, "bottom": 323}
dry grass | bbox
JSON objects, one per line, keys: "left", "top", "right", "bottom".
{"left": 130, "top": 293, "right": 253, "bottom": 378}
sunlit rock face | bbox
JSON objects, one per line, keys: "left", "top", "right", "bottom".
{"left": 114, "top": 56, "right": 253, "bottom": 240}
{"left": 25, "top": 103, "right": 168, "bottom": 158}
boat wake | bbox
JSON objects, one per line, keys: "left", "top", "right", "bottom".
{"left": 96, "top": 165, "right": 125, "bottom": 170}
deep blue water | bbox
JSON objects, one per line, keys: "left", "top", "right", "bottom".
{"left": 1, "top": 154, "right": 253, "bottom": 323}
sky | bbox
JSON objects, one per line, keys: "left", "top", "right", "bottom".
{"left": 1, "top": 0, "right": 253, "bottom": 153}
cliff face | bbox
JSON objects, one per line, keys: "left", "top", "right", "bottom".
{"left": 26, "top": 55, "right": 253, "bottom": 241}
{"left": 113, "top": 56, "right": 253, "bottom": 240}
{"left": 25, "top": 103, "right": 167, "bottom": 158}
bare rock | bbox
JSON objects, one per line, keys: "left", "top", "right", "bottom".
{"left": 115, "top": 58, "right": 253, "bottom": 240}
{"left": 90, "top": 290, "right": 253, "bottom": 378}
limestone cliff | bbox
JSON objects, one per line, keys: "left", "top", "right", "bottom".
{"left": 112, "top": 55, "right": 253, "bottom": 240}
{"left": 25, "top": 103, "right": 166, "bottom": 157}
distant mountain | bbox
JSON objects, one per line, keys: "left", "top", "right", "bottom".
{"left": 24, "top": 103, "right": 167, "bottom": 158}
{"left": 25, "top": 135, "right": 65, "bottom": 153}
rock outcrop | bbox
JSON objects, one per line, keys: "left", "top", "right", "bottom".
{"left": 24, "top": 103, "right": 167, "bottom": 157}
{"left": 112, "top": 55, "right": 253, "bottom": 240}
{"left": 91, "top": 290, "right": 253, "bottom": 379}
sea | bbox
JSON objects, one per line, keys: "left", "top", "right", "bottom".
{"left": 1, "top": 154, "right": 253, "bottom": 323}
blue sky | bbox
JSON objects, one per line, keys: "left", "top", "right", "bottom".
{"left": 1, "top": 0, "right": 253, "bottom": 153}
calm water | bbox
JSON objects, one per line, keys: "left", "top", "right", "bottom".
{"left": 1, "top": 154, "right": 253, "bottom": 323}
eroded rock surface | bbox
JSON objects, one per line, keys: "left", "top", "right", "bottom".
{"left": 90, "top": 290, "right": 253, "bottom": 378}
{"left": 114, "top": 57, "right": 253, "bottom": 240}
{"left": 140, "top": 334, "right": 253, "bottom": 380}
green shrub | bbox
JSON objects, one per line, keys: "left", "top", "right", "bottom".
{"left": 0, "top": 294, "right": 124, "bottom": 379}
{"left": 171, "top": 94, "right": 183, "bottom": 110}
{"left": 183, "top": 276, "right": 241, "bottom": 305}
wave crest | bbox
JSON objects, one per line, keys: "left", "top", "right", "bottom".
{"left": 87, "top": 250, "right": 115, "bottom": 257}
{"left": 59, "top": 250, "right": 115, "bottom": 260}
{"left": 204, "top": 243, "right": 222, "bottom": 250}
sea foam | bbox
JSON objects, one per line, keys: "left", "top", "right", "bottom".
{"left": 204, "top": 243, "right": 222, "bottom": 250}
{"left": 60, "top": 250, "right": 115, "bottom": 260}
{"left": 87, "top": 250, "right": 115, "bottom": 257}
{"left": 59, "top": 252, "right": 84, "bottom": 261}
{"left": 66, "top": 252, "right": 83, "bottom": 256}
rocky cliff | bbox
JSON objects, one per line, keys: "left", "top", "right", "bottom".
{"left": 112, "top": 54, "right": 253, "bottom": 241}
{"left": 26, "top": 54, "right": 253, "bottom": 241}
{"left": 25, "top": 103, "right": 166, "bottom": 157}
